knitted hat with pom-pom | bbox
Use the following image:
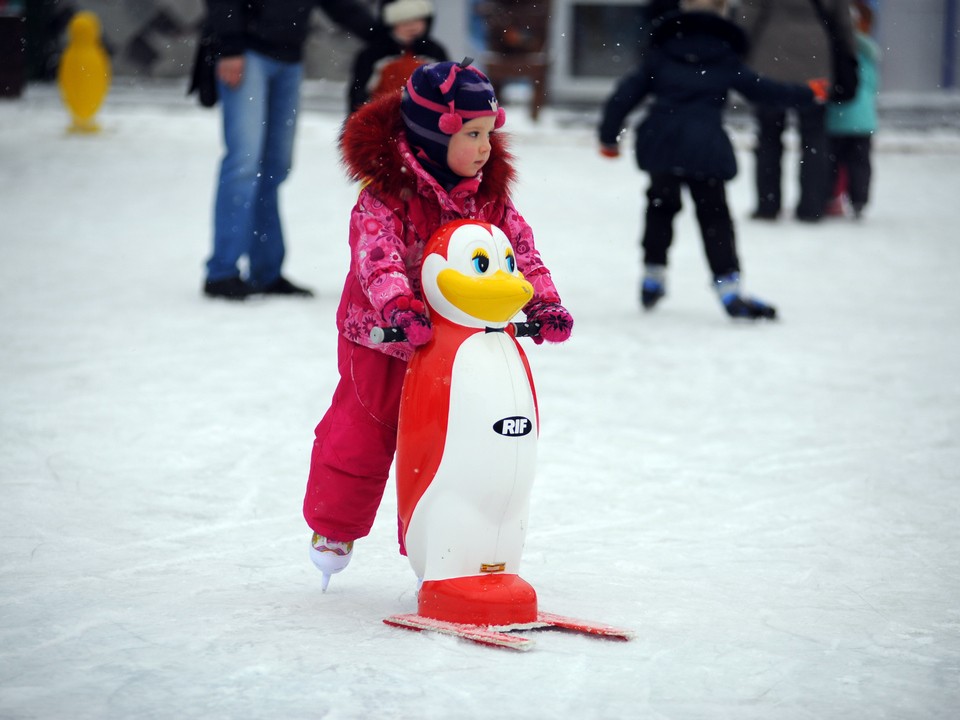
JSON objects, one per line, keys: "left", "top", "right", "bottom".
{"left": 401, "top": 59, "right": 505, "bottom": 182}
{"left": 383, "top": 0, "right": 434, "bottom": 25}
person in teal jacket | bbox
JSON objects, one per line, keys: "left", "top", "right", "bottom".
{"left": 825, "top": 0, "right": 880, "bottom": 219}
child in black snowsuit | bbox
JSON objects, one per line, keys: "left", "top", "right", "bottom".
{"left": 598, "top": 0, "right": 824, "bottom": 319}
{"left": 347, "top": 0, "right": 449, "bottom": 114}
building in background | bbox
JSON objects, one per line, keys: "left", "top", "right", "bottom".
{"left": 10, "top": 0, "right": 960, "bottom": 104}
{"left": 542, "top": 0, "right": 959, "bottom": 101}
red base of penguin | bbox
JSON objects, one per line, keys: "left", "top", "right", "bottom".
{"left": 418, "top": 574, "right": 538, "bottom": 626}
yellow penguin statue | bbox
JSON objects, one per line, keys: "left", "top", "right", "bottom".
{"left": 57, "top": 11, "right": 111, "bottom": 133}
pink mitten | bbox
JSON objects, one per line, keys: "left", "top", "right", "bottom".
{"left": 525, "top": 302, "right": 573, "bottom": 345}
{"left": 385, "top": 296, "right": 433, "bottom": 347}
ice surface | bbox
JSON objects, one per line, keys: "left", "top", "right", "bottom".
{"left": 2, "top": 84, "right": 959, "bottom": 719}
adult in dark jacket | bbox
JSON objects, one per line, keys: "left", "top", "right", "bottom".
{"left": 646, "top": 0, "right": 681, "bottom": 25}
{"left": 348, "top": 0, "right": 448, "bottom": 114}
{"left": 736, "top": 0, "right": 856, "bottom": 222}
{"left": 599, "top": 0, "right": 821, "bottom": 320}
{"left": 202, "top": 0, "right": 378, "bottom": 300}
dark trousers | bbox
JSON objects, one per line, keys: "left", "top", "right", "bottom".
{"left": 828, "top": 134, "right": 873, "bottom": 209}
{"left": 754, "top": 103, "right": 829, "bottom": 220}
{"left": 642, "top": 172, "right": 739, "bottom": 279}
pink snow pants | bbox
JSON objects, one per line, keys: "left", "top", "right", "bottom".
{"left": 303, "top": 334, "right": 407, "bottom": 544}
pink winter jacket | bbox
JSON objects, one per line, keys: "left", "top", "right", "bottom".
{"left": 337, "top": 92, "right": 562, "bottom": 361}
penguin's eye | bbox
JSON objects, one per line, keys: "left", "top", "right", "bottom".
{"left": 505, "top": 251, "right": 516, "bottom": 273}
{"left": 472, "top": 250, "right": 490, "bottom": 274}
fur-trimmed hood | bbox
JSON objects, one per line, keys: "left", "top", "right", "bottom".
{"left": 339, "top": 91, "right": 516, "bottom": 204}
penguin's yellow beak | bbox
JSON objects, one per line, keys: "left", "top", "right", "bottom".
{"left": 436, "top": 268, "right": 534, "bottom": 323}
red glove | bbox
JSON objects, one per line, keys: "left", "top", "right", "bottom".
{"left": 600, "top": 144, "right": 620, "bottom": 158}
{"left": 807, "top": 78, "right": 829, "bottom": 103}
{"left": 525, "top": 302, "right": 573, "bottom": 345}
{"left": 384, "top": 296, "right": 433, "bottom": 347}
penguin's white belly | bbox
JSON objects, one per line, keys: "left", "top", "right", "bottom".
{"left": 405, "top": 332, "right": 538, "bottom": 581}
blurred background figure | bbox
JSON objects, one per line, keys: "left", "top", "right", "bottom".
{"left": 825, "top": 0, "right": 880, "bottom": 220}
{"left": 202, "top": 0, "right": 378, "bottom": 301}
{"left": 736, "top": 0, "right": 856, "bottom": 223}
{"left": 0, "top": 0, "right": 28, "bottom": 96}
{"left": 475, "top": 0, "right": 552, "bottom": 121}
{"left": 599, "top": 0, "right": 823, "bottom": 320}
{"left": 57, "top": 9, "right": 110, "bottom": 132}
{"left": 348, "top": 0, "right": 448, "bottom": 114}
{"left": 646, "top": 0, "right": 681, "bottom": 26}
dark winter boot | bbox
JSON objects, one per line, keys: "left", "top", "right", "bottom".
{"left": 640, "top": 264, "right": 666, "bottom": 310}
{"left": 259, "top": 275, "right": 315, "bottom": 297}
{"left": 203, "top": 276, "right": 253, "bottom": 300}
{"left": 714, "top": 273, "right": 777, "bottom": 320}
{"left": 750, "top": 208, "right": 779, "bottom": 221}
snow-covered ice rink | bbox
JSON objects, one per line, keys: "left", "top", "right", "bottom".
{"left": 2, "top": 84, "right": 959, "bottom": 719}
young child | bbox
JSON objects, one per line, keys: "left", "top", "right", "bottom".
{"left": 598, "top": 0, "right": 824, "bottom": 319}
{"left": 305, "top": 59, "right": 573, "bottom": 587}
{"left": 347, "top": 0, "right": 449, "bottom": 114}
{"left": 825, "top": 0, "right": 880, "bottom": 220}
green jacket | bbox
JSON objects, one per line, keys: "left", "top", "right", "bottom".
{"left": 826, "top": 32, "right": 881, "bottom": 135}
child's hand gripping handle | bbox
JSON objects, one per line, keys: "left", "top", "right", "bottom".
{"left": 523, "top": 302, "right": 574, "bottom": 345}
{"left": 377, "top": 296, "right": 433, "bottom": 346}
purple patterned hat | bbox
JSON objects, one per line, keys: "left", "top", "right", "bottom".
{"left": 401, "top": 59, "right": 506, "bottom": 173}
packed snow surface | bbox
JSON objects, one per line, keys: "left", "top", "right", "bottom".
{"left": 2, "top": 84, "right": 959, "bottom": 719}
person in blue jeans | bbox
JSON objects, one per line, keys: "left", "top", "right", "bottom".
{"left": 203, "top": 0, "right": 378, "bottom": 300}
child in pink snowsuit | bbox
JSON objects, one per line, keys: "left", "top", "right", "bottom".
{"left": 303, "top": 59, "right": 573, "bottom": 587}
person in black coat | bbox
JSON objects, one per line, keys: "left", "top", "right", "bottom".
{"left": 598, "top": 0, "right": 823, "bottom": 320}
{"left": 736, "top": 0, "right": 856, "bottom": 222}
{"left": 646, "top": 0, "right": 681, "bottom": 26}
{"left": 348, "top": 0, "right": 448, "bottom": 114}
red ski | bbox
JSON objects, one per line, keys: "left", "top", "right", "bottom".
{"left": 383, "top": 613, "right": 536, "bottom": 651}
{"left": 383, "top": 611, "right": 634, "bottom": 651}
{"left": 533, "top": 611, "right": 635, "bottom": 641}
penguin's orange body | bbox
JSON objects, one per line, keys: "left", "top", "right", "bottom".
{"left": 395, "top": 220, "right": 542, "bottom": 625}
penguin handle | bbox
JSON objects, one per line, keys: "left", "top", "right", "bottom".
{"left": 370, "top": 321, "right": 543, "bottom": 344}
{"left": 370, "top": 326, "right": 407, "bottom": 344}
{"left": 512, "top": 321, "right": 542, "bottom": 338}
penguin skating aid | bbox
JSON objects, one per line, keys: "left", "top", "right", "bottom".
{"left": 375, "top": 220, "right": 633, "bottom": 650}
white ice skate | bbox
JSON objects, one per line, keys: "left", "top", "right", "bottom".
{"left": 309, "top": 533, "right": 354, "bottom": 592}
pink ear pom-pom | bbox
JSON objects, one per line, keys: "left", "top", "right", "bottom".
{"left": 494, "top": 107, "right": 506, "bottom": 129}
{"left": 439, "top": 113, "right": 462, "bottom": 134}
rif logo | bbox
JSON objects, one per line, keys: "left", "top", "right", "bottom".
{"left": 493, "top": 416, "right": 533, "bottom": 437}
